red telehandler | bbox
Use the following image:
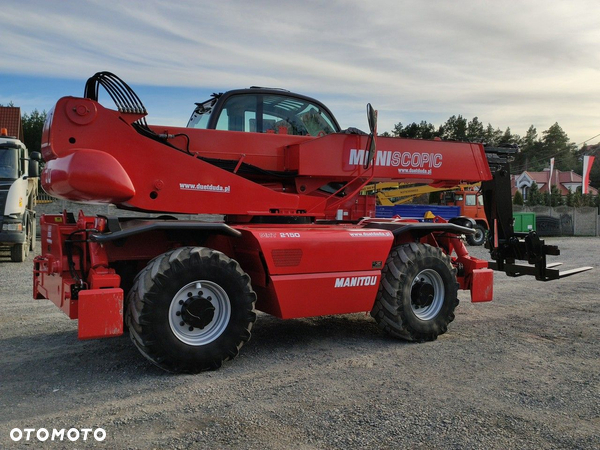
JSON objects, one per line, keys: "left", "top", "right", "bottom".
{"left": 33, "top": 72, "right": 591, "bottom": 373}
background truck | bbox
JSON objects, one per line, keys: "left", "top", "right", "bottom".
{"left": 365, "top": 183, "right": 488, "bottom": 245}
{"left": 440, "top": 187, "right": 489, "bottom": 245}
{"left": 33, "top": 72, "right": 591, "bottom": 373}
{"left": 0, "top": 129, "right": 39, "bottom": 262}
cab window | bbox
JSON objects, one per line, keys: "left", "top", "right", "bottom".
{"left": 213, "top": 93, "right": 337, "bottom": 136}
{"left": 187, "top": 97, "right": 218, "bottom": 129}
{"left": 0, "top": 148, "right": 19, "bottom": 180}
{"left": 465, "top": 194, "right": 477, "bottom": 206}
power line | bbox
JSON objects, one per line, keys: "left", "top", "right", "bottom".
{"left": 579, "top": 132, "right": 600, "bottom": 146}
{"left": 511, "top": 151, "right": 582, "bottom": 174}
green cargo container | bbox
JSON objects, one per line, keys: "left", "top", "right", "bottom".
{"left": 513, "top": 212, "right": 536, "bottom": 232}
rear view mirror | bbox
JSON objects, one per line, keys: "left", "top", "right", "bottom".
{"left": 367, "top": 103, "right": 377, "bottom": 135}
{"left": 28, "top": 160, "right": 40, "bottom": 178}
{"left": 363, "top": 103, "right": 378, "bottom": 169}
{"left": 26, "top": 151, "right": 41, "bottom": 178}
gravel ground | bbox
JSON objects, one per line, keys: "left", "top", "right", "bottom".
{"left": 0, "top": 237, "right": 598, "bottom": 449}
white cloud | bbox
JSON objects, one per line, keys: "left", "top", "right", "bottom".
{"left": 1, "top": 0, "right": 599, "bottom": 143}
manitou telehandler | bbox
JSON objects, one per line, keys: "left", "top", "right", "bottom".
{"left": 33, "top": 72, "right": 591, "bottom": 373}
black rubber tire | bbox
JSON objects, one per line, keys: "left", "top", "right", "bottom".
{"left": 29, "top": 216, "right": 36, "bottom": 252}
{"left": 466, "top": 224, "right": 486, "bottom": 246}
{"left": 371, "top": 243, "right": 459, "bottom": 342}
{"left": 10, "top": 243, "right": 26, "bottom": 262}
{"left": 127, "top": 246, "right": 257, "bottom": 373}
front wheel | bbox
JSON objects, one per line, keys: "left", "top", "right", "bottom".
{"left": 10, "top": 243, "right": 26, "bottom": 262}
{"left": 127, "top": 247, "right": 257, "bottom": 373}
{"left": 371, "top": 243, "right": 459, "bottom": 342}
{"left": 29, "top": 215, "right": 36, "bottom": 252}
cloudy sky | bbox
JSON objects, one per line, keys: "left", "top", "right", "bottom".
{"left": 1, "top": 0, "right": 599, "bottom": 145}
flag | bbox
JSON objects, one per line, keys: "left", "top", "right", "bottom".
{"left": 582, "top": 155, "right": 595, "bottom": 194}
{"left": 549, "top": 157, "right": 554, "bottom": 190}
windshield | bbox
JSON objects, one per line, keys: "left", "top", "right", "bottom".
{"left": 0, "top": 148, "right": 18, "bottom": 180}
{"left": 217, "top": 94, "right": 335, "bottom": 136}
{"left": 258, "top": 94, "right": 337, "bottom": 136}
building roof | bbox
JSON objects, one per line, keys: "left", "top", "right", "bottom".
{"left": 514, "top": 169, "right": 598, "bottom": 196}
{"left": 0, "top": 106, "right": 23, "bottom": 140}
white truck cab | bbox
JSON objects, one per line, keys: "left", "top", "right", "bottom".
{"left": 0, "top": 129, "right": 40, "bottom": 261}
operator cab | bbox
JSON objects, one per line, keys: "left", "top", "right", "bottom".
{"left": 187, "top": 88, "right": 341, "bottom": 136}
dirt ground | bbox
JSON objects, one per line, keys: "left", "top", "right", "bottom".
{"left": 0, "top": 237, "right": 598, "bottom": 449}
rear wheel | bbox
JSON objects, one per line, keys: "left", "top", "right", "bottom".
{"left": 371, "top": 243, "right": 459, "bottom": 342}
{"left": 466, "top": 224, "right": 486, "bottom": 246}
{"left": 127, "top": 246, "right": 256, "bottom": 373}
{"left": 29, "top": 216, "right": 36, "bottom": 252}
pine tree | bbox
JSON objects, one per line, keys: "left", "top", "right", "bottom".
{"left": 22, "top": 109, "right": 47, "bottom": 153}
{"left": 550, "top": 185, "right": 563, "bottom": 206}
{"left": 566, "top": 189, "right": 574, "bottom": 207}
{"left": 513, "top": 190, "right": 524, "bottom": 205}
{"left": 526, "top": 182, "right": 541, "bottom": 206}
{"left": 542, "top": 191, "right": 551, "bottom": 206}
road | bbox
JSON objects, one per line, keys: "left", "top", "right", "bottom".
{"left": 1, "top": 237, "right": 598, "bottom": 449}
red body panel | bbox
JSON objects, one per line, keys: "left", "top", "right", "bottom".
{"left": 236, "top": 225, "right": 393, "bottom": 275}
{"left": 289, "top": 134, "right": 490, "bottom": 183}
{"left": 41, "top": 149, "right": 135, "bottom": 203}
{"left": 232, "top": 225, "right": 394, "bottom": 318}
{"left": 470, "top": 269, "right": 494, "bottom": 302}
{"left": 78, "top": 288, "right": 123, "bottom": 339}
{"left": 269, "top": 271, "right": 381, "bottom": 318}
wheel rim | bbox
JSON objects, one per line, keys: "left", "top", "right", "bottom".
{"left": 168, "top": 280, "right": 231, "bottom": 346}
{"left": 410, "top": 269, "right": 445, "bottom": 320}
{"left": 473, "top": 228, "right": 484, "bottom": 243}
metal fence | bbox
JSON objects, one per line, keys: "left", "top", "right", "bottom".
{"left": 513, "top": 205, "right": 599, "bottom": 236}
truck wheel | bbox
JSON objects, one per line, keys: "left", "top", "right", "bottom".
{"left": 29, "top": 217, "right": 36, "bottom": 252}
{"left": 371, "top": 243, "right": 459, "bottom": 342}
{"left": 466, "top": 224, "right": 486, "bottom": 246}
{"left": 10, "top": 243, "right": 26, "bottom": 262}
{"left": 127, "top": 247, "right": 256, "bottom": 373}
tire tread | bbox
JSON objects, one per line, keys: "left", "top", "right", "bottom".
{"left": 371, "top": 243, "right": 459, "bottom": 342}
{"left": 127, "top": 246, "right": 256, "bottom": 373}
